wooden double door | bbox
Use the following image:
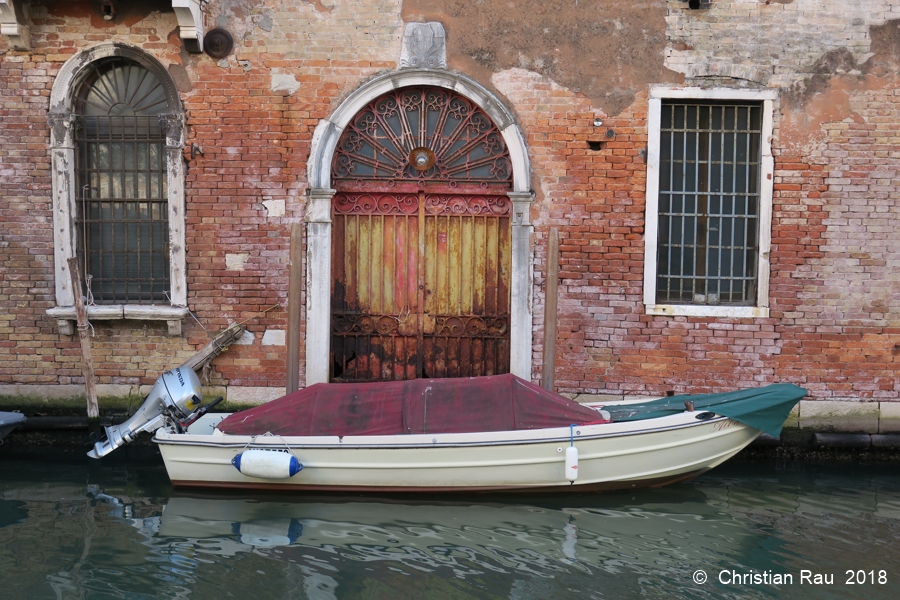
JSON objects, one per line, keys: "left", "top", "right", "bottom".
{"left": 330, "top": 190, "right": 511, "bottom": 381}
{"left": 329, "top": 85, "right": 515, "bottom": 381}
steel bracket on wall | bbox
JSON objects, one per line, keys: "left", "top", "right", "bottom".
{"left": 172, "top": 0, "right": 204, "bottom": 53}
{"left": 0, "top": 0, "right": 31, "bottom": 51}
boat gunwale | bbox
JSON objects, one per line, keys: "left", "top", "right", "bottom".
{"left": 154, "top": 414, "right": 744, "bottom": 450}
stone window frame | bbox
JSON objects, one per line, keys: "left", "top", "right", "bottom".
{"left": 47, "top": 44, "right": 188, "bottom": 335}
{"left": 643, "top": 86, "right": 776, "bottom": 319}
{"left": 305, "top": 69, "right": 533, "bottom": 385}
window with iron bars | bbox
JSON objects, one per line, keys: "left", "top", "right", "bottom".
{"left": 655, "top": 100, "right": 762, "bottom": 306}
{"left": 74, "top": 115, "right": 170, "bottom": 304}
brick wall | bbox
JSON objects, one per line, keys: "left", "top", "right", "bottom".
{"left": 0, "top": 5, "right": 210, "bottom": 387}
{"left": 769, "top": 82, "right": 900, "bottom": 402}
{"left": 491, "top": 69, "right": 654, "bottom": 394}
{"left": 0, "top": 49, "right": 56, "bottom": 384}
{"left": 181, "top": 0, "right": 403, "bottom": 388}
{"left": 1, "top": 0, "right": 899, "bottom": 405}
{"left": 494, "top": 69, "right": 786, "bottom": 396}
{"left": 487, "top": 66, "right": 900, "bottom": 399}
{"left": 485, "top": 2, "right": 900, "bottom": 400}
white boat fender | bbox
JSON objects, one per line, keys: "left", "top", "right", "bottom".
{"left": 566, "top": 424, "right": 579, "bottom": 483}
{"left": 232, "top": 449, "right": 303, "bottom": 479}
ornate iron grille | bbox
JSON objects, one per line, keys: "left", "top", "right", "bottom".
{"left": 333, "top": 193, "right": 512, "bottom": 216}
{"left": 332, "top": 87, "right": 513, "bottom": 189}
{"left": 656, "top": 100, "right": 762, "bottom": 305}
{"left": 331, "top": 192, "right": 511, "bottom": 381}
{"left": 74, "top": 116, "right": 169, "bottom": 304}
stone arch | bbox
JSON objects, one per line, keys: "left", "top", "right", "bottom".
{"left": 304, "top": 70, "right": 533, "bottom": 384}
{"left": 308, "top": 69, "right": 529, "bottom": 192}
{"left": 50, "top": 42, "right": 183, "bottom": 114}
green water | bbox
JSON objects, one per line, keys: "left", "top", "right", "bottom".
{"left": 0, "top": 450, "right": 898, "bottom": 599}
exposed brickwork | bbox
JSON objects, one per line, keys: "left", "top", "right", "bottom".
{"left": 0, "top": 4, "right": 211, "bottom": 387}
{"left": 181, "top": 0, "right": 404, "bottom": 387}
{"left": 0, "top": 49, "right": 56, "bottom": 383}
{"left": 769, "top": 79, "right": 900, "bottom": 401}
{"left": 493, "top": 58, "right": 900, "bottom": 400}
{"left": 491, "top": 70, "right": 653, "bottom": 394}
{"left": 0, "top": 1, "right": 402, "bottom": 391}
{"left": 1, "top": 0, "right": 899, "bottom": 407}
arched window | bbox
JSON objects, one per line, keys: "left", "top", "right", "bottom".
{"left": 74, "top": 58, "right": 170, "bottom": 304}
{"left": 48, "top": 45, "right": 188, "bottom": 335}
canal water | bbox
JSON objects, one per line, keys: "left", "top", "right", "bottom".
{"left": 0, "top": 450, "right": 898, "bottom": 600}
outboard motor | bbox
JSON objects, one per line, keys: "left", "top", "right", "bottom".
{"left": 87, "top": 367, "right": 202, "bottom": 459}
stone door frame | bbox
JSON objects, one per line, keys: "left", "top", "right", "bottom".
{"left": 305, "top": 69, "right": 533, "bottom": 385}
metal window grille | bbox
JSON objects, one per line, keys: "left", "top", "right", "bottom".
{"left": 75, "top": 116, "right": 169, "bottom": 304}
{"left": 656, "top": 100, "right": 762, "bottom": 305}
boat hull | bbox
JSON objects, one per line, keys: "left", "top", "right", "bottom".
{"left": 155, "top": 412, "right": 759, "bottom": 493}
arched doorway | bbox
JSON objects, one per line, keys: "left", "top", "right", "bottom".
{"left": 329, "top": 86, "right": 513, "bottom": 381}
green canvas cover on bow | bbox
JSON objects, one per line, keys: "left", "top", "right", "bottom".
{"left": 603, "top": 384, "right": 807, "bottom": 438}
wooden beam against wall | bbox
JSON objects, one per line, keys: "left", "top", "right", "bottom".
{"left": 180, "top": 323, "right": 245, "bottom": 375}
{"left": 541, "top": 228, "right": 559, "bottom": 392}
{"left": 286, "top": 222, "right": 304, "bottom": 394}
{"left": 67, "top": 257, "right": 99, "bottom": 418}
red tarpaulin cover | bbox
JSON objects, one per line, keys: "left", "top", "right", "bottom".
{"left": 217, "top": 374, "right": 609, "bottom": 437}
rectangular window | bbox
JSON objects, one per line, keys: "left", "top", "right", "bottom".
{"left": 644, "top": 88, "right": 775, "bottom": 318}
{"left": 75, "top": 116, "right": 170, "bottom": 304}
{"left": 657, "top": 100, "right": 761, "bottom": 305}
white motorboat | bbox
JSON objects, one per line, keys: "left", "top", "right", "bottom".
{"left": 87, "top": 367, "right": 806, "bottom": 493}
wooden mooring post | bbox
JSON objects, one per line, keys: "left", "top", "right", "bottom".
{"left": 67, "top": 257, "right": 99, "bottom": 419}
{"left": 286, "top": 222, "right": 303, "bottom": 394}
{"left": 542, "top": 227, "right": 560, "bottom": 392}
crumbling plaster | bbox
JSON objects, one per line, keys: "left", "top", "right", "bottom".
{"left": 663, "top": 1, "right": 900, "bottom": 144}
{"left": 211, "top": 0, "right": 399, "bottom": 63}
{"left": 201, "top": 0, "right": 900, "bottom": 131}
{"left": 665, "top": 0, "right": 891, "bottom": 87}
{"left": 20, "top": 1, "right": 184, "bottom": 64}
{"left": 34, "top": 0, "right": 174, "bottom": 30}
{"left": 779, "top": 18, "right": 900, "bottom": 148}
{"left": 401, "top": 0, "right": 679, "bottom": 117}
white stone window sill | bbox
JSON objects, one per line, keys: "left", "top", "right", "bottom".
{"left": 645, "top": 304, "right": 769, "bottom": 319}
{"left": 47, "top": 305, "right": 189, "bottom": 336}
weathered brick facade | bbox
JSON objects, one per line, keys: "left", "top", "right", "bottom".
{"left": 1, "top": 1, "right": 898, "bottom": 429}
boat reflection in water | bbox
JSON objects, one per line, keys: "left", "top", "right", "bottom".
{"left": 148, "top": 488, "right": 750, "bottom": 563}
{"left": 1, "top": 456, "right": 899, "bottom": 600}
{"left": 123, "top": 488, "right": 764, "bottom": 599}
